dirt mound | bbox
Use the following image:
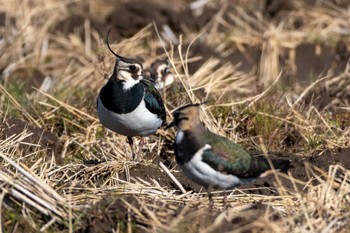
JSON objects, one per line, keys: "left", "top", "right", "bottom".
{"left": 79, "top": 196, "right": 143, "bottom": 233}
{"left": 78, "top": 194, "right": 271, "bottom": 232}
{"left": 0, "top": 117, "right": 62, "bottom": 164}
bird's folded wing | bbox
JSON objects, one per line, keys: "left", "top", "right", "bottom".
{"left": 141, "top": 79, "right": 166, "bottom": 123}
{"left": 202, "top": 135, "right": 270, "bottom": 177}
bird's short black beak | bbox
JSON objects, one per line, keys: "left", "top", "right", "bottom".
{"left": 165, "top": 121, "right": 175, "bottom": 130}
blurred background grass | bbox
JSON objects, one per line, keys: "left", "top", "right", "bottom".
{"left": 0, "top": 0, "right": 349, "bottom": 232}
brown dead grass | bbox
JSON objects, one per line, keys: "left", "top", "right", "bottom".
{"left": 0, "top": 0, "right": 349, "bottom": 232}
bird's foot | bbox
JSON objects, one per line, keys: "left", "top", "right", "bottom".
{"left": 136, "top": 137, "right": 145, "bottom": 162}
{"left": 223, "top": 190, "right": 228, "bottom": 210}
{"left": 127, "top": 137, "right": 136, "bottom": 161}
{"left": 207, "top": 186, "right": 214, "bottom": 212}
{"left": 209, "top": 198, "right": 214, "bottom": 212}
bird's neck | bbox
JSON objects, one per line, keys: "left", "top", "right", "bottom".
{"left": 111, "top": 78, "right": 142, "bottom": 92}
{"left": 175, "top": 124, "right": 208, "bottom": 164}
{"left": 121, "top": 79, "right": 140, "bottom": 90}
{"left": 190, "top": 122, "right": 206, "bottom": 136}
{"left": 108, "top": 72, "right": 141, "bottom": 91}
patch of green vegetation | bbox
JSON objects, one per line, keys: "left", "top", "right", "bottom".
{"left": 303, "top": 134, "right": 324, "bottom": 151}
{"left": 307, "top": 36, "right": 339, "bottom": 49}
{"left": 43, "top": 55, "right": 53, "bottom": 63}
{"left": 307, "top": 70, "right": 316, "bottom": 84}
{"left": 278, "top": 78, "right": 293, "bottom": 92}
{"left": 53, "top": 85, "right": 87, "bottom": 105}
{"left": 233, "top": 99, "right": 290, "bottom": 150}
{"left": 95, "top": 126, "right": 105, "bottom": 139}
{"left": 142, "top": 39, "right": 151, "bottom": 50}
{"left": 6, "top": 82, "right": 27, "bottom": 102}
{"left": 211, "top": 106, "right": 232, "bottom": 119}
{"left": 327, "top": 119, "right": 340, "bottom": 129}
{"left": 254, "top": 111, "right": 283, "bottom": 138}
{"left": 53, "top": 84, "right": 97, "bottom": 113}
{"left": 37, "top": 85, "right": 97, "bottom": 136}
{"left": 2, "top": 82, "right": 30, "bottom": 117}
{"left": 248, "top": 103, "right": 283, "bottom": 136}
{"left": 1, "top": 204, "right": 37, "bottom": 233}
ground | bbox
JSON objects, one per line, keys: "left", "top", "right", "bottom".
{"left": 0, "top": 0, "right": 350, "bottom": 232}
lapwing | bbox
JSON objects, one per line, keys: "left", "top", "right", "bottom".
{"left": 167, "top": 104, "right": 291, "bottom": 207}
{"left": 97, "top": 31, "right": 166, "bottom": 160}
{"left": 147, "top": 59, "right": 174, "bottom": 90}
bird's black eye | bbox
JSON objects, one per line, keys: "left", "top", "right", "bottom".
{"left": 129, "top": 65, "right": 136, "bottom": 71}
{"left": 162, "top": 68, "right": 169, "bottom": 75}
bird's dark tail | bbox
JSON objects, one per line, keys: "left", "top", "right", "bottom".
{"left": 271, "top": 159, "right": 292, "bottom": 173}
{"left": 259, "top": 158, "right": 292, "bottom": 177}
{"left": 246, "top": 156, "right": 292, "bottom": 178}
{"left": 254, "top": 157, "right": 292, "bottom": 178}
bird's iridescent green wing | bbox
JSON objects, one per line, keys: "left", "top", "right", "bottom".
{"left": 140, "top": 79, "right": 166, "bottom": 124}
{"left": 201, "top": 132, "right": 270, "bottom": 178}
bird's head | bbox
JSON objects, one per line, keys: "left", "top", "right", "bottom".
{"left": 115, "top": 57, "right": 143, "bottom": 82}
{"left": 150, "top": 59, "right": 174, "bottom": 89}
{"left": 106, "top": 29, "right": 144, "bottom": 89}
{"left": 166, "top": 103, "right": 202, "bottom": 132}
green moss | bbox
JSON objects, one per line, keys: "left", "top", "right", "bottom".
{"left": 42, "top": 55, "right": 52, "bottom": 64}
{"left": 211, "top": 106, "right": 232, "bottom": 119}
{"left": 248, "top": 103, "right": 284, "bottom": 137}
{"left": 2, "top": 82, "right": 30, "bottom": 117}
{"left": 307, "top": 36, "right": 339, "bottom": 49}
{"left": 53, "top": 86, "right": 86, "bottom": 104}
{"left": 254, "top": 112, "right": 282, "bottom": 137}
{"left": 307, "top": 69, "right": 316, "bottom": 83}
{"left": 231, "top": 99, "right": 289, "bottom": 150}
{"left": 327, "top": 119, "right": 340, "bottom": 129}
{"left": 95, "top": 126, "right": 105, "bottom": 139}
{"left": 1, "top": 205, "right": 37, "bottom": 233}
{"left": 303, "top": 134, "right": 324, "bottom": 151}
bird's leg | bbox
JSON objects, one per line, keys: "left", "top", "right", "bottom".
{"left": 136, "top": 137, "right": 144, "bottom": 162}
{"left": 127, "top": 137, "right": 135, "bottom": 160}
{"left": 223, "top": 189, "right": 228, "bottom": 210}
{"left": 207, "top": 185, "right": 214, "bottom": 211}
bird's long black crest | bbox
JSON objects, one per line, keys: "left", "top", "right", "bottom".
{"left": 174, "top": 102, "right": 207, "bottom": 112}
{"left": 106, "top": 28, "right": 122, "bottom": 59}
{"left": 165, "top": 102, "right": 206, "bottom": 129}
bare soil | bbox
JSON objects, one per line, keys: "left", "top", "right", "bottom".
{"left": 0, "top": 117, "right": 62, "bottom": 164}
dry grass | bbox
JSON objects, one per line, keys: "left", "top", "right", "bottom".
{"left": 0, "top": 0, "right": 350, "bottom": 232}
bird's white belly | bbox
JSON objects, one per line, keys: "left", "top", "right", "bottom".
{"left": 97, "top": 96, "right": 162, "bottom": 137}
{"left": 180, "top": 145, "right": 242, "bottom": 189}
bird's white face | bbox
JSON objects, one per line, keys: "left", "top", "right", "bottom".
{"left": 156, "top": 63, "right": 174, "bottom": 87}
{"left": 156, "top": 64, "right": 168, "bottom": 81}
{"left": 116, "top": 59, "right": 143, "bottom": 90}
{"left": 117, "top": 60, "right": 143, "bottom": 80}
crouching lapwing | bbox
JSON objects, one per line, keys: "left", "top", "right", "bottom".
{"left": 167, "top": 104, "right": 291, "bottom": 207}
